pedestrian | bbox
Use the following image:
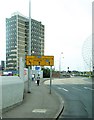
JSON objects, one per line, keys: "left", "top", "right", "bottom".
{"left": 37, "top": 76, "right": 40, "bottom": 86}
{"left": 32, "top": 74, "right": 34, "bottom": 81}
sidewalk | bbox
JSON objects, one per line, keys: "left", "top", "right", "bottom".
{"left": 3, "top": 79, "right": 64, "bottom": 118}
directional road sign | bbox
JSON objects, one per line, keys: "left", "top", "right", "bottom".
{"left": 26, "top": 56, "right": 54, "bottom": 66}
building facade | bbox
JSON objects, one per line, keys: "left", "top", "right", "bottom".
{"left": 92, "top": 2, "right": 94, "bottom": 73}
{"left": 1, "top": 61, "right": 5, "bottom": 70}
{"left": 6, "top": 12, "right": 44, "bottom": 71}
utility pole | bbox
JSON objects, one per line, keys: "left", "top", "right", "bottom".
{"left": 28, "top": 0, "right": 31, "bottom": 93}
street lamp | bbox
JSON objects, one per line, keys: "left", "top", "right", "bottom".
{"left": 28, "top": 0, "right": 31, "bottom": 93}
{"left": 59, "top": 52, "right": 64, "bottom": 78}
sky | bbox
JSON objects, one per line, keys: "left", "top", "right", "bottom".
{"left": 0, "top": 0, "right": 93, "bottom": 71}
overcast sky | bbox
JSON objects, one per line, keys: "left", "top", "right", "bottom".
{"left": 0, "top": 0, "right": 93, "bottom": 71}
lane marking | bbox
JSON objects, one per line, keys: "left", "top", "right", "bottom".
{"left": 72, "top": 87, "right": 81, "bottom": 91}
{"left": 84, "top": 87, "right": 94, "bottom": 91}
{"left": 63, "top": 88, "right": 68, "bottom": 92}
{"left": 58, "top": 87, "right": 68, "bottom": 92}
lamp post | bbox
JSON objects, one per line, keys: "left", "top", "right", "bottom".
{"left": 28, "top": 0, "right": 31, "bottom": 93}
{"left": 59, "top": 52, "right": 64, "bottom": 78}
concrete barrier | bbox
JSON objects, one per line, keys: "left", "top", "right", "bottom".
{"left": 0, "top": 76, "right": 24, "bottom": 112}
{"left": 0, "top": 78, "right": 2, "bottom": 117}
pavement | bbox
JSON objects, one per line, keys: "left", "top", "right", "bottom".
{"left": 2, "top": 79, "right": 64, "bottom": 119}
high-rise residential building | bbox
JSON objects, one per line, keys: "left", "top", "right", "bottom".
{"left": 6, "top": 12, "right": 44, "bottom": 72}
{"left": 92, "top": 2, "right": 94, "bottom": 73}
{"left": 1, "top": 61, "right": 5, "bottom": 70}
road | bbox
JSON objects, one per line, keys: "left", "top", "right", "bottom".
{"left": 45, "top": 77, "right": 93, "bottom": 118}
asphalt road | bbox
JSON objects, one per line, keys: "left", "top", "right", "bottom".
{"left": 50, "top": 77, "right": 93, "bottom": 119}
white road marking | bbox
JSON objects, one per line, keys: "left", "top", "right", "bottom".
{"left": 58, "top": 87, "right": 68, "bottom": 92}
{"left": 84, "top": 87, "right": 94, "bottom": 90}
{"left": 32, "top": 109, "right": 47, "bottom": 113}
{"left": 63, "top": 88, "right": 68, "bottom": 92}
{"left": 72, "top": 87, "right": 81, "bottom": 91}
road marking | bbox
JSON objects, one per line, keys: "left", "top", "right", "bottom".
{"left": 72, "top": 87, "right": 81, "bottom": 91}
{"left": 84, "top": 87, "right": 94, "bottom": 91}
{"left": 58, "top": 87, "right": 68, "bottom": 92}
{"left": 32, "top": 109, "right": 47, "bottom": 113}
{"left": 63, "top": 88, "right": 68, "bottom": 92}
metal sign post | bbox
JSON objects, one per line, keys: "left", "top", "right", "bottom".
{"left": 50, "top": 66, "right": 52, "bottom": 94}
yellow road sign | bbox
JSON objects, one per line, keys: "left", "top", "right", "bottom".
{"left": 26, "top": 55, "right": 54, "bottom": 66}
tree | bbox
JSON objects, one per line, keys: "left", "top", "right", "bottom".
{"left": 42, "top": 68, "right": 50, "bottom": 78}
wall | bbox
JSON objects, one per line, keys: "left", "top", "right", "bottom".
{"left": 0, "top": 78, "right": 2, "bottom": 117}
{"left": 1, "top": 76, "right": 24, "bottom": 110}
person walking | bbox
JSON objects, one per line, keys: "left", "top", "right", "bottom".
{"left": 37, "top": 75, "right": 40, "bottom": 86}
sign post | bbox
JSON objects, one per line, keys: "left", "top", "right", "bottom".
{"left": 26, "top": 55, "right": 54, "bottom": 94}
{"left": 50, "top": 66, "right": 52, "bottom": 94}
